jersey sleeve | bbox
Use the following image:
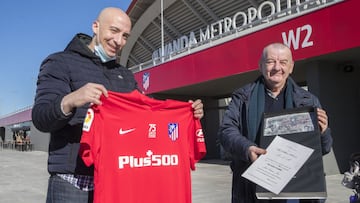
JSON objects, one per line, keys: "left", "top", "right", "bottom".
{"left": 79, "top": 107, "right": 99, "bottom": 167}
{"left": 189, "top": 118, "right": 206, "bottom": 170}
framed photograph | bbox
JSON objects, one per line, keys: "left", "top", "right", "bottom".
{"left": 256, "top": 106, "right": 327, "bottom": 200}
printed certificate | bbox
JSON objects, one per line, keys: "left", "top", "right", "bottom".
{"left": 242, "top": 136, "right": 314, "bottom": 195}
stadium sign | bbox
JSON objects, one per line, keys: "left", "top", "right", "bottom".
{"left": 152, "top": 0, "right": 343, "bottom": 61}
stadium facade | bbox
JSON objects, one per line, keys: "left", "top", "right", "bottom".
{"left": 0, "top": 0, "right": 359, "bottom": 175}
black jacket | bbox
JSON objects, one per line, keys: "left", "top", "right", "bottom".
{"left": 32, "top": 33, "right": 138, "bottom": 175}
{"left": 218, "top": 77, "right": 333, "bottom": 203}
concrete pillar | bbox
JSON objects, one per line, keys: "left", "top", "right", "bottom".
{"left": 202, "top": 98, "right": 221, "bottom": 159}
{"left": 30, "top": 124, "right": 49, "bottom": 152}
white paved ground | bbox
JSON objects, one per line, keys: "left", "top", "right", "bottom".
{"left": 0, "top": 149, "right": 354, "bottom": 203}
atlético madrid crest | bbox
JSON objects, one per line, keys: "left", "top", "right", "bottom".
{"left": 168, "top": 123, "right": 179, "bottom": 141}
{"left": 143, "top": 72, "right": 150, "bottom": 90}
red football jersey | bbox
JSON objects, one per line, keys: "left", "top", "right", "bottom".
{"left": 80, "top": 90, "right": 206, "bottom": 203}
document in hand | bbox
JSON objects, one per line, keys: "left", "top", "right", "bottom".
{"left": 253, "top": 107, "right": 326, "bottom": 199}
{"left": 242, "top": 136, "right": 314, "bottom": 195}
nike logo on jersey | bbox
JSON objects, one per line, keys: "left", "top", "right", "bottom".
{"left": 119, "top": 128, "right": 136, "bottom": 135}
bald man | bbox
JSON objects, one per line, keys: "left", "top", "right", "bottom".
{"left": 218, "top": 43, "right": 333, "bottom": 203}
{"left": 32, "top": 7, "right": 204, "bottom": 203}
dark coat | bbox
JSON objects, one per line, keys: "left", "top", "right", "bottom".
{"left": 218, "top": 77, "right": 333, "bottom": 203}
{"left": 32, "top": 33, "right": 138, "bottom": 175}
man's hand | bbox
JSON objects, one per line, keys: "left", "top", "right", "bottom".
{"left": 61, "top": 83, "right": 108, "bottom": 115}
{"left": 189, "top": 99, "right": 204, "bottom": 119}
{"left": 248, "top": 146, "right": 267, "bottom": 162}
{"left": 317, "top": 108, "right": 328, "bottom": 134}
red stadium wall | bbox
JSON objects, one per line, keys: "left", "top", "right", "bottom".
{"left": 135, "top": 0, "right": 359, "bottom": 94}
{"left": 0, "top": 108, "right": 31, "bottom": 127}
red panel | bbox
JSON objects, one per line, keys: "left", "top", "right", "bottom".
{"left": 126, "top": 0, "right": 138, "bottom": 14}
{"left": 0, "top": 108, "right": 32, "bottom": 126}
{"left": 135, "top": 0, "right": 359, "bottom": 94}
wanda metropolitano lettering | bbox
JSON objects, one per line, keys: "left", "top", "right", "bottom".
{"left": 151, "top": 0, "right": 342, "bottom": 61}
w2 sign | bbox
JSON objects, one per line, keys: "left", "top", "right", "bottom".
{"left": 282, "top": 24, "right": 313, "bottom": 50}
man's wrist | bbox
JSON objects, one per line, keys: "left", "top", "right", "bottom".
{"left": 60, "top": 98, "right": 73, "bottom": 116}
